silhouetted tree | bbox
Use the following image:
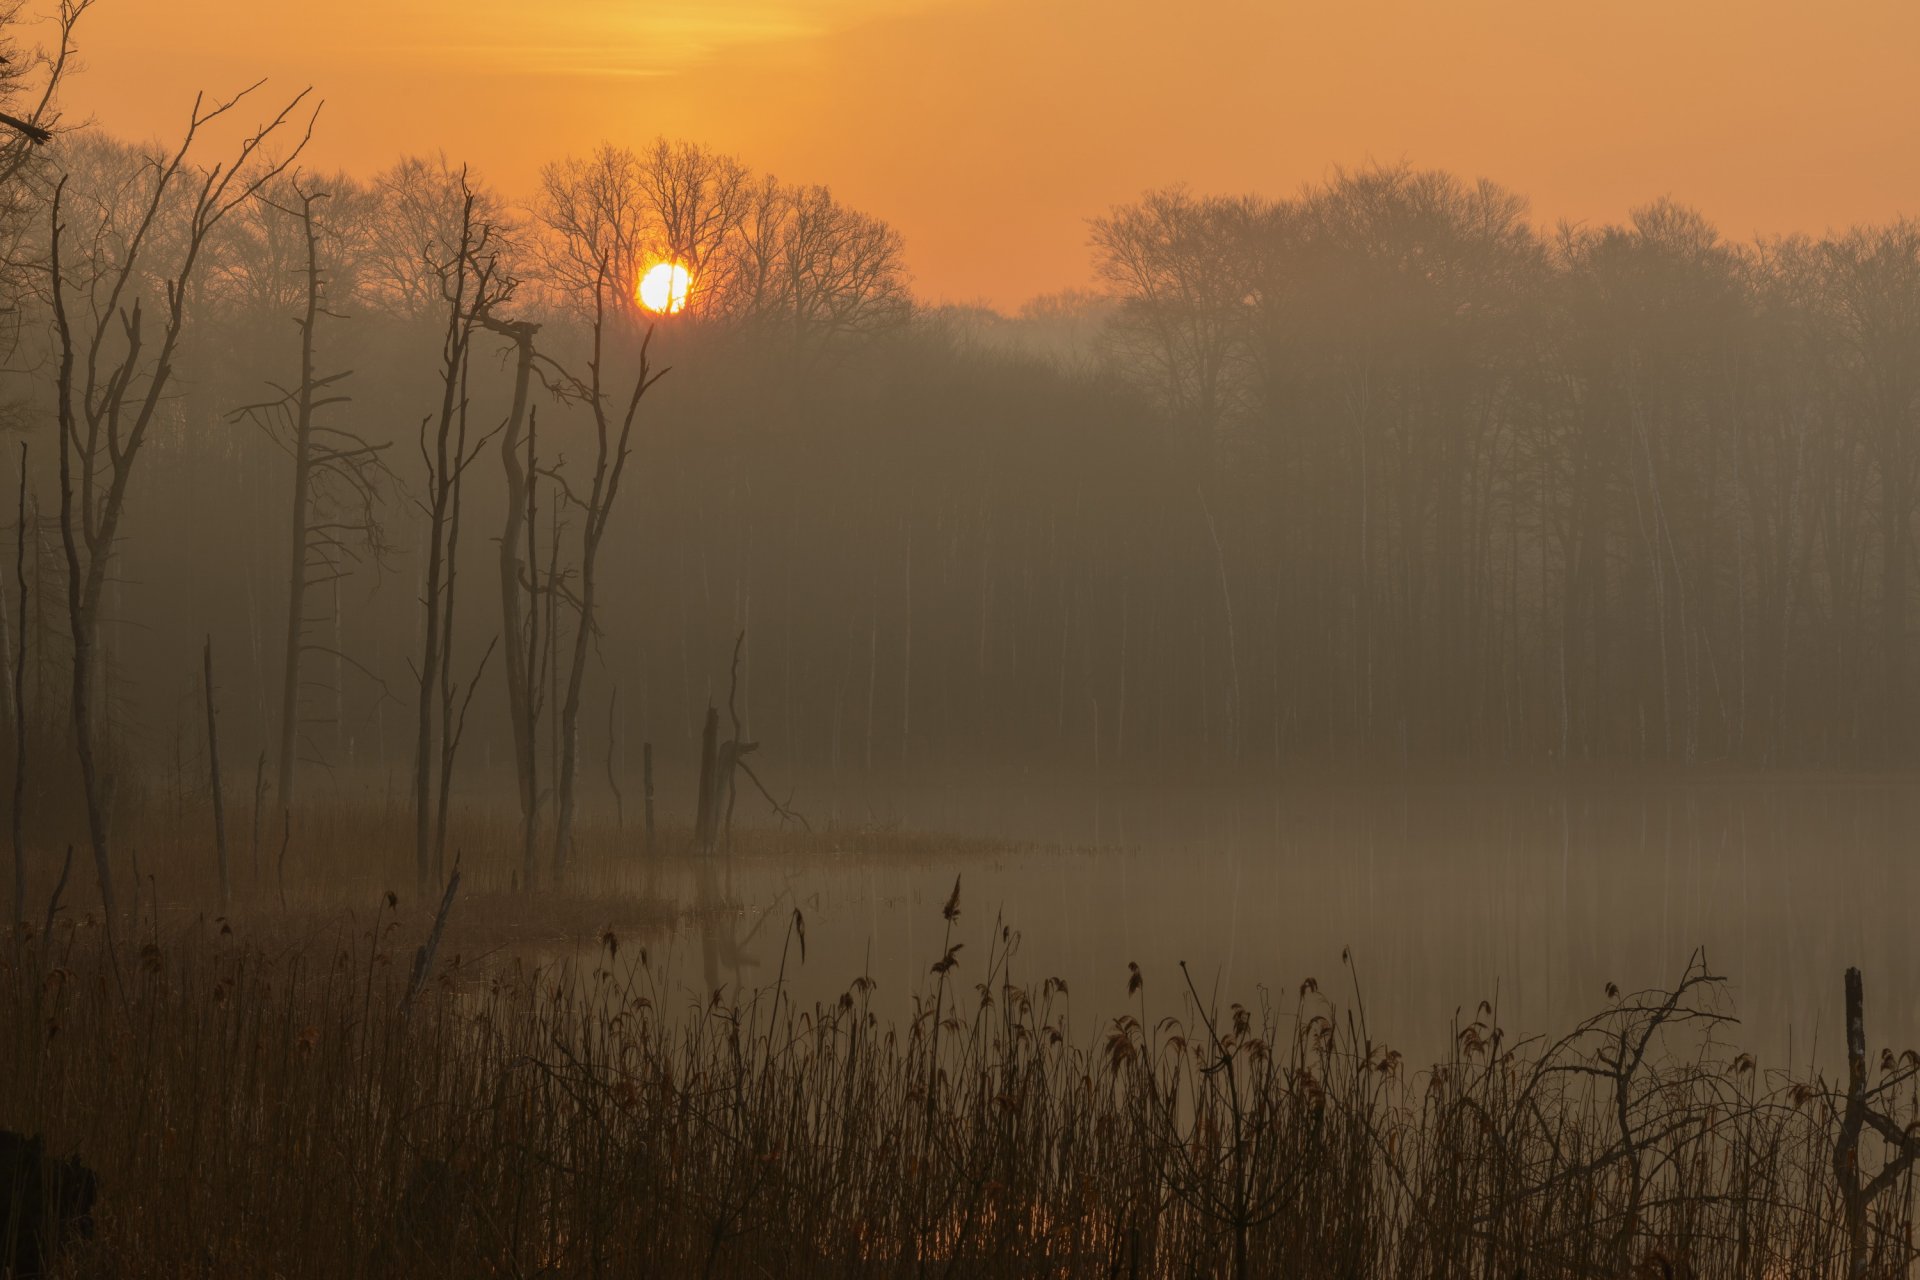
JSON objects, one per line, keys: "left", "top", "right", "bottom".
{"left": 48, "top": 84, "right": 311, "bottom": 916}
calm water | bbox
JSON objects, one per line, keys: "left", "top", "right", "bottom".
{"left": 611, "top": 776, "right": 1920, "bottom": 1069}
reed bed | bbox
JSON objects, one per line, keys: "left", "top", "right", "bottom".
{"left": 1, "top": 888, "right": 1914, "bottom": 1278}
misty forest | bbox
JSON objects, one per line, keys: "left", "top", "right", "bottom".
{"left": 4, "top": 2, "right": 1920, "bottom": 1277}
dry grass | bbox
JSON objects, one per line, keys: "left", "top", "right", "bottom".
{"left": 2, "top": 864, "right": 1916, "bottom": 1278}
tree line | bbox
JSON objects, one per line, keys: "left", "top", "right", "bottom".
{"left": 1093, "top": 173, "right": 1920, "bottom": 768}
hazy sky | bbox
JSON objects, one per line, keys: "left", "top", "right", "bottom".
{"left": 62, "top": 0, "right": 1920, "bottom": 308}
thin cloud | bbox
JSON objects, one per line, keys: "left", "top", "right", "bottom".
{"left": 391, "top": 1, "right": 952, "bottom": 78}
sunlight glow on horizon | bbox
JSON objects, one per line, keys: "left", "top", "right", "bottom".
{"left": 57, "top": 0, "right": 1920, "bottom": 309}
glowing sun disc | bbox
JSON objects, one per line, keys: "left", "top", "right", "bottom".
{"left": 638, "top": 261, "right": 692, "bottom": 314}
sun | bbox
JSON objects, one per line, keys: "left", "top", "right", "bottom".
{"left": 638, "top": 261, "right": 692, "bottom": 315}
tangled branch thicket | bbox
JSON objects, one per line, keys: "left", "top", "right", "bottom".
{"left": 1, "top": 893, "right": 1913, "bottom": 1279}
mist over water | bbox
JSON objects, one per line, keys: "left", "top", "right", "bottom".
{"left": 610, "top": 776, "right": 1920, "bottom": 1067}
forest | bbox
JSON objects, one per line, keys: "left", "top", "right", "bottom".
{"left": 13, "top": 86, "right": 1920, "bottom": 856}
{"left": 12, "top": 45, "right": 1920, "bottom": 864}
{"left": 4, "top": 2, "right": 1920, "bottom": 1277}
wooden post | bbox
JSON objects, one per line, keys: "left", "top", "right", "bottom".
{"left": 642, "top": 742, "right": 655, "bottom": 856}
{"left": 202, "top": 636, "right": 230, "bottom": 912}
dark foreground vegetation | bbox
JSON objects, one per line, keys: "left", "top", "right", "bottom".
{"left": 2, "top": 866, "right": 1916, "bottom": 1279}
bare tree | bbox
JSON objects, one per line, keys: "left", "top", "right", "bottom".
{"left": 636, "top": 137, "right": 747, "bottom": 315}
{"left": 547, "top": 326, "right": 662, "bottom": 876}
{"left": 1091, "top": 187, "right": 1266, "bottom": 473}
{"left": 472, "top": 303, "right": 546, "bottom": 886}
{"left": 536, "top": 153, "right": 667, "bottom": 876}
{"left": 409, "top": 172, "right": 504, "bottom": 892}
{"left": 48, "top": 83, "right": 313, "bottom": 916}
{"left": 777, "top": 184, "right": 911, "bottom": 348}
{"left": 717, "top": 176, "right": 911, "bottom": 351}
{"left": 232, "top": 181, "right": 390, "bottom": 819}
{"left": 0, "top": 0, "right": 88, "bottom": 178}
{"left": 365, "top": 154, "right": 512, "bottom": 321}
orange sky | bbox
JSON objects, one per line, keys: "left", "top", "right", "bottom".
{"left": 57, "top": 0, "right": 1920, "bottom": 308}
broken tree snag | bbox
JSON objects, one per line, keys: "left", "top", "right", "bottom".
{"left": 642, "top": 742, "right": 655, "bottom": 856}
{"left": 202, "top": 637, "right": 229, "bottom": 912}
{"left": 691, "top": 632, "right": 764, "bottom": 855}
{"left": 719, "top": 630, "right": 756, "bottom": 852}
{"left": 0, "top": 111, "right": 51, "bottom": 146}
{"left": 715, "top": 735, "right": 760, "bottom": 855}
{"left": 694, "top": 706, "right": 720, "bottom": 855}
{"left": 693, "top": 631, "right": 805, "bottom": 854}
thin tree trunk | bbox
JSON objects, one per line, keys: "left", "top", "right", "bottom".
{"left": 694, "top": 706, "right": 719, "bottom": 854}
{"left": 202, "top": 636, "right": 229, "bottom": 911}
{"left": 524, "top": 410, "right": 547, "bottom": 885}
{"left": 551, "top": 317, "right": 660, "bottom": 876}
{"left": 642, "top": 741, "right": 655, "bottom": 855}
{"left": 413, "top": 197, "right": 480, "bottom": 894}
{"left": 484, "top": 319, "right": 542, "bottom": 888}
{"left": 274, "top": 193, "right": 323, "bottom": 815}
{"left": 605, "top": 685, "right": 624, "bottom": 831}
{"left": 553, "top": 562, "right": 594, "bottom": 873}
{"left": 1882, "top": 450, "right": 1910, "bottom": 756}
{"left": 250, "top": 750, "right": 265, "bottom": 883}
{"left": 413, "top": 455, "right": 450, "bottom": 894}
{"left": 10, "top": 443, "right": 26, "bottom": 929}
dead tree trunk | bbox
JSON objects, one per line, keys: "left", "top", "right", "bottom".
{"left": 691, "top": 633, "right": 802, "bottom": 853}
{"left": 202, "top": 637, "right": 229, "bottom": 912}
{"left": 410, "top": 180, "right": 506, "bottom": 894}
{"left": 642, "top": 741, "right": 654, "bottom": 855}
{"left": 431, "top": 354, "right": 472, "bottom": 888}
{"left": 479, "top": 313, "right": 544, "bottom": 888}
{"left": 10, "top": 442, "right": 26, "bottom": 929}
{"left": 0, "top": 458, "right": 13, "bottom": 753}
{"left": 250, "top": 750, "right": 265, "bottom": 883}
{"left": 411, "top": 352, "right": 456, "bottom": 894}
{"left": 253, "top": 187, "right": 378, "bottom": 817}
{"left": 716, "top": 631, "right": 756, "bottom": 852}
{"left": 605, "top": 685, "right": 624, "bottom": 831}
{"left": 275, "top": 195, "right": 322, "bottom": 815}
{"left": 48, "top": 90, "right": 312, "bottom": 919}
{"left": 551, "top": 319, "right": 663, "bottom": 877}
{"left": 694, "top": 706, "right": 719, "bottom": 855}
